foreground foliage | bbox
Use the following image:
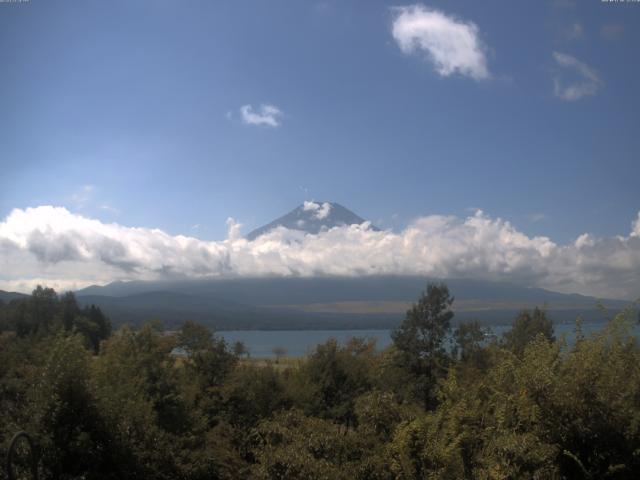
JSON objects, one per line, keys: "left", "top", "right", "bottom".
{"left": 0, "top": 286, "right": 639, "bottom": 479}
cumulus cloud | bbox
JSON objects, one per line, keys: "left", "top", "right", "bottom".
{"left": 239, "top": 104, "right": 283, "bottom": 127}
{"left": 552, "top": 51, "right": 602, "bottom": 101}
{"left": 391, "top": 4, "right": 490, "bottom": 80}
{"left": 1, "top": 206, "right": 640, "bottom": 300}
{"left": 303, "top": 201, "right": 332, "bottom": 220}
{"left": 631, "top": 212, "right": 640, "bottom": 238}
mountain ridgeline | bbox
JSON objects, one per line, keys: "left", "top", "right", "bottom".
{"left": 71, "top": 276, "right": 631, "bottom": 330}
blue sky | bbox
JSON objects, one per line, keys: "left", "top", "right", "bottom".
{"left": 1, "top": 1, "right": 639, "bottom": 297}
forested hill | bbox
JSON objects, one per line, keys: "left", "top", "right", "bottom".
{"left": 0, "top": 290, "right": 28, "bottom": 303}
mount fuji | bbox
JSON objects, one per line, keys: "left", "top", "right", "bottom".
{"left": 246, "top": 201, "right": 380, "bottom": 240}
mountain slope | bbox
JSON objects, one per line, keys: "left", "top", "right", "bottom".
{"left": 76, "top": 289, "right": 397, "bottom": 330}
{"left": 75, "top": 276, "right": 632, "bottom": 329}
{"left": 246, "top": 202, "right": 379, "bottom": 240}
{"left": 76, "top": 276, "right": 624, "bottom": 306}
{"left": 0, "top": 290, "right": 29, "bottom": 303}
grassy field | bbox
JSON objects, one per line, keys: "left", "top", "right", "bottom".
{"left": 239, "top": 355, "right": 303, "bottom": 371}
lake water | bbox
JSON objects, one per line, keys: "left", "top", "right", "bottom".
{"left": 219, "top": 322, "right": 640, "bottom": 358}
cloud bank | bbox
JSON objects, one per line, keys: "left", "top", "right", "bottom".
{"left": 1, "top": 206, "right": 639, "bottom": 300}
{"left": 239, "top": 104, "right": 283, "bottom": 127}
{"left": 552, "top": 52, "right": 602, "bottom": 101}
{"left": 391, "top": 4, "right": 489, "bottom": 80}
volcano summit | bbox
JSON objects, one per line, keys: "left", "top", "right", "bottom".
{"left": 246, "top": 201, "right": 380, "bottom": 240}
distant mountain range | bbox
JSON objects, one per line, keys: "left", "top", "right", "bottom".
{"left": 246, "top": 202, "right": 379, "bottom": 240}
{"left": 70, "top": 276, "right": 632, "bottom": 331}
{"left": 0, "top": 290, "right": 28, "bottom": 303}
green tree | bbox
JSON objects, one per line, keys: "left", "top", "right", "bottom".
{"left": 355, "top": 391, "right": 419, "bottom": 441}
{"left": 82, "top": 304, "right": 112, "bottom": 351}
{"left": 3, "top": 289, "right": 111, "bottom": 352}
{"left": 29, "top": 286, "right": 58, "bottom": 335}
{"left": 291, "top": 338, "right": 374, "bottom": 427}
{"left": 0, "top": 298, "right": 6, "bottom": 333}
{"left": 502, "top": 307, "right": 555, "bottom": 356}
{"left": 221, "top": 364, "right": 289, "bottom": 428}
{"left": 10, "top": 286, "right": 58, "bottom": 337}
{"left": 29, "top": 333, "right": 118, "bottom": 479}
{"left": 57, "top": 291, "right": 79, "bottom": 332}
{"left": 391, "top": 282, "right": 454, "bottom": 410}
{"left": 178, "top": 320, "right": 237, "bottom": 390}
{"left": 233, "top": 340, "right": 248, "bottom": 358}
{"left": 92, "top": 324, "right": 195, "bottom": 478}
{"left": 178, "top": 320, "right": 213, "bottom": 352}
{"left": 251, "top": 409, "right": 390, "bottom": 480}
{"left": 453, "top": 320, "right": 494, "bottom": 375}
{"left": 272, "top": 346, "right": 287, "bottom": 363}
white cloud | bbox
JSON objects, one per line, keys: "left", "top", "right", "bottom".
{"left": 552, "top": 52, "right": 602, "bottom": 101}
{"left": 239, "top": 104, "right": 283, "bottom": 127}
{"left": 1, "top": 206, "right": 639, "bottom": 300}
{"left": 316, "top": 203, "right": 332, "bottom": 220}
{"left": 302, "top": 201, "right": 319, "bottom": 212}
{"left": 631, "top": 212, "right": 640, "bottom": 237}
{"left": 303, "top": 201, "right": 332, "bottom": 220}
{"left": 226, "top": 217, "right": 243, "bottom": 242}
{"left": 391, "top": 4, "right": 490, "bottom": 80}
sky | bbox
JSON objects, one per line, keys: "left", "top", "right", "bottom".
{"left": 0, "top": 1, "right": 639, "bottom": 299}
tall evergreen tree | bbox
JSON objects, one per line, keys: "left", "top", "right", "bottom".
{"left": 502, "top": 307, "right": 554, "bottom": 356}
{"left": 392, "top": 282, "right": 454, "bottom": 410}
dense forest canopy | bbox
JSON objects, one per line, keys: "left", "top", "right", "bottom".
{"left": 1, "top": 284, "right": 639, "bottom": 479}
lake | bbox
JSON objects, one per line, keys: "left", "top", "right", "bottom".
{"left": 219, "top": 322, "right": 640, "bottom": 358}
